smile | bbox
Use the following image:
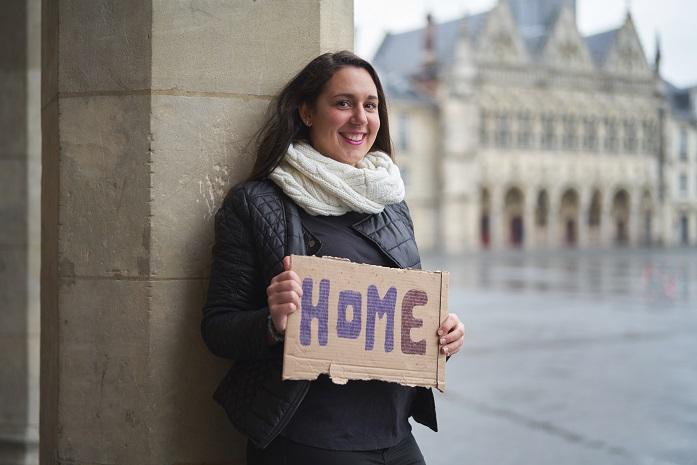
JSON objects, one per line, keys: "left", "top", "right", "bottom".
{"left": 340, "top": 132, "right": 367, "bottom": 145}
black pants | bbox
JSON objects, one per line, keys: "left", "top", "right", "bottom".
{"left": 247, "top": 433, "right": 426, "bottom": 465}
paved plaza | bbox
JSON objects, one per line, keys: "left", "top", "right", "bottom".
{"left": 413, "top": 248, "right": 697, "bottom": 465}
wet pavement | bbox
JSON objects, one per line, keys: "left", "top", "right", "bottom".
{"left": 412, "top": 248, "right": 697, "bottom": 465}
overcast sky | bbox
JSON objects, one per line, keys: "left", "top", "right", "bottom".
{"left": 355, "top": 0, "right": 697, "bottom": 88}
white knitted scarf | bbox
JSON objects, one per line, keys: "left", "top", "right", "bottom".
{"left": 268, "top": 141, "right": 405, "bottom": 216}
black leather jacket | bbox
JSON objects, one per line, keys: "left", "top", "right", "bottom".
{"left": 201, "top": 180, "right": 437, "bottom": 449}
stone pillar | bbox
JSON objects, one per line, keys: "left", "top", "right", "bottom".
{"left": 41, "top": 2, "right": 353, "bottom": 465}
{"left": 1, "top": 1, "right": 41, "bottom": 464}
{"left": 601, "top": 191, "right": 614, "bottom": 246}
{"left": 577, "top": 189, "right": 590, "bottom": 248}
{"left": 548, "top": 190, "right": 561, "bottom": 248}
{"left": 523, "top": 188, "right": 536, "bottom": 249}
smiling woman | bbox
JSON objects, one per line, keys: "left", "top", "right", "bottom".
{"left": 200, "top": 51, "right": 465, "bottom": 465}
{"left": 299, "top": 66, "right": 381, "bottom": 166}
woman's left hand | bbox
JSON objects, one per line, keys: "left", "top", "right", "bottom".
{"left": 437, "top": 313, "right": 465, "bottom": 356}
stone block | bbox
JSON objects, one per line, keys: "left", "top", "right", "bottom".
{"left": 58, "top": 0, "right": 152, "bottom": 93}
{"left": 58, "top": 95, "right": 151, "bottom": 278}
{"left": 0, "top": 161, "right": 27, "bottom": 245}
{"left": 56, "top": 278, "right": 149, "bottom": 464}
{"left": 151, "top": 0, "right": 350, "bottom": 96}
{"left": 0, "top": 335, "right": 28, "bottom": 426}
{"left": 149, "top": 94, "right": 265, "bottom": 278}
{"left": 0, "top": 248, "right": 27, "bottom": 336}
{"left": 320, "top": 0, "right": 354, "bottom": 53}
{"left": 147, "top": 279, "right": 244, "bottom": 464}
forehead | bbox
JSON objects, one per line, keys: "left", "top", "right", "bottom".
{"left": 322, "top": 66, "right": 378, "bottom": 97}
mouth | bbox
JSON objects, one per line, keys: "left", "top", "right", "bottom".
{"left": 340, "top": 132, "right": 367, "bottom": 146}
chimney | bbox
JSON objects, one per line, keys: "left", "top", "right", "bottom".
{"left": 418, "top": 13, "right": 438, "bottom": 94}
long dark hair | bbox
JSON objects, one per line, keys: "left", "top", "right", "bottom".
{"left": 247, "top": 51, "right": 393, "bottom": 181}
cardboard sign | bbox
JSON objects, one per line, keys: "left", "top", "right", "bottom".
{"left": 282, "top": 255, "right": 448, "bottom": 391}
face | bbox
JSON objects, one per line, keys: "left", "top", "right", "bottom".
{"left": 300, "top": 66, "right": 381, "bottom": 166}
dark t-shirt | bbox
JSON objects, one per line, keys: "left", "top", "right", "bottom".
{"left": 280, "top": 209, "right": 417, "bottom": 450}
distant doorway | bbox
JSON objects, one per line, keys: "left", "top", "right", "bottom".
{"left": 480, "top": 187, "right": 491, "bottom": 248}
{"left": 612, "top": 190, "right": 630, "bottom": 245}
{"left": 560, "top": 189, "right": 579, "bottom": 247}
{"left": 511, "top": 216, "right": 524, "bottom": 247}
{"left": 566, "top": 219, "right": 577, "bottom": 246}
{"left": 481, "top": 215, "right": 490, "bottom": 247}
{"left": 680, "top": 215, "right": 689, "bottom": 245}
{"left": 504, "top": 187, "right": 525, "bottom": 248}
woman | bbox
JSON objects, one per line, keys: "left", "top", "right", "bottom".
{"left": 201, "top": 51, "right": 465, "bottom": 465}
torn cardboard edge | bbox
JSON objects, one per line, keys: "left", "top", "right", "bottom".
{"left": 282, "top": 255, "right": 449, "bottom": 392}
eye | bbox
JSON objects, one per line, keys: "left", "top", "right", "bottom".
{"left": 336, "top": 100, "right": 351, "bottom": 109}
{"left": 365, "top": 102, "right": 379, "bottom": 111}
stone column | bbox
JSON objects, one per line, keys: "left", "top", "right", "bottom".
{"left": 548, "top": 190, "right": 561, "bottom": 248}
{"left": 577, "top": 189, "right": 590, "bottom": 248}
{"left": 600, "top": 190, "right": 614, "bottom": 246}
{"left": 1, "top": 1, "right": 41, "bottom": 464}
{"left": 41, "top": 2, "right": 353, "bottom": 465}
{"left": 523, "top": 188, "right": 536, "bottom": 249}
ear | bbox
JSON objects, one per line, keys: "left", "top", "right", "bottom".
{"left": 299, "top": 102, "right": 313, "bottom": 127}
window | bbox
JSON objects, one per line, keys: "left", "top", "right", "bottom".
{"left": 679, "top": 173, "right": 688, "bottom": 198}
{"left": 604, "top": 118, "right": 618, "bottom": 152}
{"left": 562, "top": 115, "right": 577, "bottom": 150}
{"left": 679, "top": 127, "right": 688, "bottom": 161}
{"left": 583, "top": 117, "right": 598, "bottom": 151}
{"left": 494, "top": 112, "right": 510, "bottom": 148}
{"left": 517, "top": 112, "right": 533, "bottom": 149}
{"left": 641, "top": 120, "right": 656, "bottom": 154}
{"left": 541, "top": 114, "right": 556, "bottom": 150}
{"left": 479, "top": 110, "right": 489, "bottom": 146}
{"left": 624, "top": 120, "right": 638, "bottom": 153}
{"left": 397, "top": 113, "right": 409, "bottom": 152}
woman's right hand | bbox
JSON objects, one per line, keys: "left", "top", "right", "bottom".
{"left": 267, "top": 256, "right": 303, "bottom": 335}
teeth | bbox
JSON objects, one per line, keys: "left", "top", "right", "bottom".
{"left": 344, "top": 134, "right": 364, "bottom": 141}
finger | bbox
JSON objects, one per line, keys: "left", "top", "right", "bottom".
{"left": 270, "top": 302, "right": 298, "bottom": 316}
{"left": 442, "top": 336, "right": 464, "bottom": 356}
{"left": 268, "top": 279, "right": 303, "bottom": 296}
{"left": 268, "top": 291, "right": 302, "bottom": 307}
{"left": 270, "top": 270, "right": 302, "bottom": 286}
{"left": 283, "top": 256, "right": 291, "bottom": 272}
{"left": 439, "top": 323, "right": 465, "bottom": 345}
{"left": 437, "top": 314, "right": 459, "bottom": 336}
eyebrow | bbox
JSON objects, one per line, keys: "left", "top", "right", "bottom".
{"left": 332, "top": 93, "right": 379, "bottom": 101}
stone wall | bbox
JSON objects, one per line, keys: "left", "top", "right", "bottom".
{"left": 41, "top": 1, "right": 353, "bottom": 464}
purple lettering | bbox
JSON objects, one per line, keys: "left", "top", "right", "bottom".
{"left": 337, "top": 290, "right": 362, "bottom": 339}
{"left": 365, "top": 285, "right": 396, "bottom": 352}
{"left": 300, "top": 278, "right": 329, "bottom": 346}
{"left": 400, "top": 289, "right": 427, "bottom": 355}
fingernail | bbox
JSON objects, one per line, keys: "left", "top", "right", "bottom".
{"left": 440, "top": 338, "right": 445, "bottom": 345}
{"left": 438, "top": 330, "right": 443, "bottom": 336}
{"left": 444, "top": 347, "right": 449, "bottom": 354}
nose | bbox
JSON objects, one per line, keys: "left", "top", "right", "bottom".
{"left": 350, "top": 106, "right": 368, "bottom": 125}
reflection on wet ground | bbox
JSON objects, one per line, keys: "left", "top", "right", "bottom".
{"left": 412, "top": 248, "right": 697, "bottom": 465}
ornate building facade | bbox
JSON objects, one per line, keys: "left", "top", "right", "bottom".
{"left": 374, "top": 0, "right": 695, "bottom": 252}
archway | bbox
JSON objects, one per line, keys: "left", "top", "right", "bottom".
{"left": 560, "top": 189, "right": 580, "bottom": 246}
{"left": 588, "top": 189, "right": 602, "bottom": 245}
{"left": 504, "top": 187, "right": 525, "bottom": 247}
{"left": 535, "top": 189, "right": 549, "bottom": 246}
{"left": 612, "top": 189, "right": 630, "bottom": 245}
{"left": 641, "top": 189, "right": 654, "bottom": 245}
{"left": 480, "top": 187, "right": 491, "bottom": 247}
